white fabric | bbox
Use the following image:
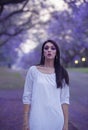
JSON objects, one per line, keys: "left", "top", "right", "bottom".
{"left": 23, "top": 66, "right": 70, "bottom": 130}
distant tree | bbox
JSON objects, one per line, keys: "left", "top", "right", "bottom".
{"left": 0, "top": 0, "right": 54, "bottom": 67}
{"left": 0, "top": 0, "right": 54, "bottom": 47}
{"left": 47, "top": 1, "right": 88, "bottom": 67}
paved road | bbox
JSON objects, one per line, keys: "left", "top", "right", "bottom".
{"left": 68, "top": 71, "right": 88, "bottom": 130}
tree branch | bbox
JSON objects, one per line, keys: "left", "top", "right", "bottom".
{"left": 0, "top": 37, "right": 11, "bottom": 47}
{"left": 0, "top": 5, "right": 4, "bottom": 14}
{"left": 0, "top": 9, "right": 30, "bottom": 22}
{"left": 0, "top": 0, "right": 27, "bottom": 5}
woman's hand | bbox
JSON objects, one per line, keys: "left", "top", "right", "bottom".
{"left": 22, "top": 119, "right": 30, "bottom": 130}
{"left": 23, "top": 113, "right": 29, "bottom": 130}
{"left": 22, "top": 104, "right": 30, "bottom": 130}
{"left": 22, "top": 124, "right": 30, "bottom": 130}
{"left": 62, "top": 123, "right": 68, "bottom": 130}
{"left": 22, "top": 127, "right": 30, "bottom": 130}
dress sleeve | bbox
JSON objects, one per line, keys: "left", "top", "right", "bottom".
{"left": 22, "top": 67, "right": 33, "bottom": 105}
{"left": 60, "top": 80, "right": 70, "bottom": 105}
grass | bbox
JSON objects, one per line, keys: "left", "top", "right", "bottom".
{"left": 68, "top": 67, "right": 88, "bottom": 73}
{"left": 0, "top": 67, "right": 88, "bottom": 90}
{"left": 0, "top": 67, "right": 25, "bottom": 90}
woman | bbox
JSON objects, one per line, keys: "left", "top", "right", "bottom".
{"left": 22, "top": 40, "right": 70, "bottom": 130}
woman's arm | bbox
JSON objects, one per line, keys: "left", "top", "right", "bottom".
{"left": 62, "top": 104, "right": 69, "bottom": 130}
{"left": 22, "top": 67, "right": 34, "bottom": 130}
{"left": 60, "top": 82, "right": 70, "bottom": 130}
{"left": 23, "top": 104, "right": 31, "bottom": 130}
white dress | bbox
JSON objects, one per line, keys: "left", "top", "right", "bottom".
{"left": 23, "top": 66, "right": 70, "bottom": 130}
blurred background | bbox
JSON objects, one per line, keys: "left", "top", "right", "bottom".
{"left": 0, "top": 0, "right": 88, "bottom": 69}
{"left": 0, "top": 0, "right": 88, "bottom": 130}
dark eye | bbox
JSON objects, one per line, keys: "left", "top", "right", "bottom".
{"left": 51, "top": 47, "right": 56, "bottom": 50}
{"left": 44, "top": 46, "right": 49, "bottom": 50}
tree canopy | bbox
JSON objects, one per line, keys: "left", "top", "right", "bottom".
{"left": 0, "top": 0, "right": 88, "bottom": 68}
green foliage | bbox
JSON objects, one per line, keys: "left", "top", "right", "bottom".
{"left": 0, "top": 67, "right": 25, "bottom": 89}
{"left": 68, "top": 67, "right": 88, "bottom": 73}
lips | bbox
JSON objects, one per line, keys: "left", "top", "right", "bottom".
{"left": 47, "top": 54, "right": 52, "bottom": 56}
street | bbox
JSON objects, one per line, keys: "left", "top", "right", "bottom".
{"left": 69, "top": 71, "right": 88, "bottom": 130}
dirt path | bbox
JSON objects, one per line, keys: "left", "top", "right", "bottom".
{"left": 0, "top": 89, "right": 23, "bottom": 130}
{"left": 69, "top": 71, "right": 88, "bottom": 130}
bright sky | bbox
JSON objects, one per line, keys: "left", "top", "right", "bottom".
{"left": 20, "top": 40, "right": 37, "bottom": 53}
{"left": 49, "top": 0, "right": 68, "bottom": 11}
{"left": 40, "top": 0, "right": 68, "bottom": 22}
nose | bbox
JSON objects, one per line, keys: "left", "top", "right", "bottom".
{"left": 48, "top": 47, "right": 52, "bottom": 51}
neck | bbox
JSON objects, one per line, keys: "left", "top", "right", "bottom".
{"left": 44, "top": 59, "right": 54, "bottom": 68}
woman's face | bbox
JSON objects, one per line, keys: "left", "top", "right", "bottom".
{"left": 43, "top": 42, "right": 57, "bottom": 60}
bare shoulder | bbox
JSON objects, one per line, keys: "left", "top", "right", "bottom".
{"left": 36, "top": 65, "right": 44, "bottom": 70}
{"left": 36, "top": 65, "right": 55, "bottom": 74}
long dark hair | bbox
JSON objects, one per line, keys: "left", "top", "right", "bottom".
{"left": 39, "top": 39, "right": 69, "bottom": 88}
